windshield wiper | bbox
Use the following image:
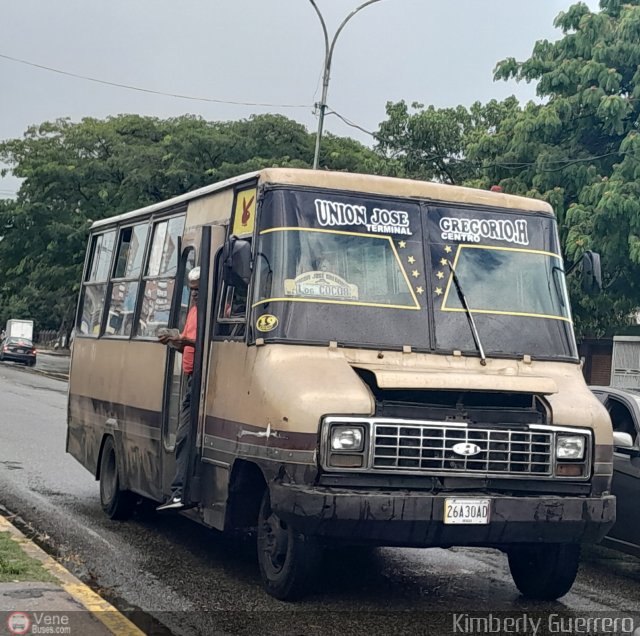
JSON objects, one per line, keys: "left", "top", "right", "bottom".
{"left": 447, "top": 260, "right": 487, "bottom": 366}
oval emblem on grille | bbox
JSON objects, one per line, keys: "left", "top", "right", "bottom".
{"left": 452, "top": 442, "right": 482, "bottom": 457}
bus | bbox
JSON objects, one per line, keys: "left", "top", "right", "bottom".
{"left": 67, "top": 168, "right": 614, "bottom": 600}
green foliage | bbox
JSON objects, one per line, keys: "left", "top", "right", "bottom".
{"left": 375, "top": 0, "right": 640, "bottom": 337}
{"left": 0, "top": 114, "right": 376, "bottom": 332}
{"left": 0, "top": 532, "right": 56, "bottom": 583}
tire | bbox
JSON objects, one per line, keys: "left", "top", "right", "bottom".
{"left": 256, "top": 489, "right": 321, "bottom": 600}
{"left": 99, "top": 436, "right": 135, "bottom": 520}
{"left": 508, "top": 543, "right": 580, "bottom": 600}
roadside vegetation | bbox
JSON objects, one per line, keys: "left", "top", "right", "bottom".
{"left": 0, "top": 531, "right": 55, "bottom": 583}
{"left": 1, "top": 0, "right": 638, "bottom": 338}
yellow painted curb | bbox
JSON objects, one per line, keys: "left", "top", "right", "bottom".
{"left": 0, "top": 515, "right": 145, "bottom": 636}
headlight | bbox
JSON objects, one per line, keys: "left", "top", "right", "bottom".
{"left": 556, "top": 435, "right": 586, "bottom": 460}
{"left": 330, "top": 425, "right": 365, "bottom": 451}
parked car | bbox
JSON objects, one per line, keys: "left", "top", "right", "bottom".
{"left": 590, "top": 385, "right": 640, "bottom": 557}
{"left": 0, "top": 336, "right": 37, "bottom": 366}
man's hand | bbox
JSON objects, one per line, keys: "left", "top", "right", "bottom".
{"left": 157, "top": 334, "right": 195, "bottom": 352}
{"left": 158, "top": 334, "right": 183, "bottom": 351}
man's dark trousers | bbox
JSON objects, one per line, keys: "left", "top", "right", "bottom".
{"left": 171, "top": 373, "right": 192, "bottom": 499}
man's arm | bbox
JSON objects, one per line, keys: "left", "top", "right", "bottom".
{"left": 158, "top": 335, "right": 195, "bottom": 352}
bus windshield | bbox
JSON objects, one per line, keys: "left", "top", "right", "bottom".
{"left": 252, "top": 187, "right": 577, "bottom": 360}
{"left": 254, "top": 228, "right": 419, "bottom": 310}
{"left": 442, "top": 246, "right": 570, "bottom": 321}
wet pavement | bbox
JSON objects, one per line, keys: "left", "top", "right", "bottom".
{"left": 0, "top": 364, "right": 639, "bottom": 635}
{"left": 0, "top": 350, "right": 70, "bottom": 379}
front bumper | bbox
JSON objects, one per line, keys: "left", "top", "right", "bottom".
{"left": 270, "top": 483, "right": 615, "bottom": 547}
{"left": 2, "top": 352, "right": 35, "bottom": 364}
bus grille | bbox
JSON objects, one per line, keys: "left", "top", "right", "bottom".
{"left": 373, "top": 423, "right": 553, "bottom": 476}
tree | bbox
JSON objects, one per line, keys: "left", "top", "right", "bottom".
{"left": 489, "top": 0, "right": 640, "bottom": 335}
{"left": 0, "top": 113, "right": 376, "bottom": 334}
{"left": 374, "top": 98, "right": 523, "bottom": 185}
{"left": 374, "top": 1, "right": 640, "bottom": 336}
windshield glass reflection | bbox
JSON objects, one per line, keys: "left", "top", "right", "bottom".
{"left": 441, "top": 246, "right": 571, "bottom": 322}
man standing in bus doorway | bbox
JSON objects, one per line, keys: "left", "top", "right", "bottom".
{"left": 156, "top": 266, "right": 200, "bottom": 511}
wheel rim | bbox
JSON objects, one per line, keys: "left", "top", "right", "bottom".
{"left": 101, "top": 448, "right": 118, "bottom": 504}
{"left": 260, "top": 505, "right": 289, "bottom": 574}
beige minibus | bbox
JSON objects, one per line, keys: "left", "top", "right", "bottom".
{"left": 67, "top": 168, "right": 614, "bottom": 600}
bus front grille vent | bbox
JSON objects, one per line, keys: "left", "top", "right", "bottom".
{"left": 372, "top": 423, "right": 553, "bottom": 476}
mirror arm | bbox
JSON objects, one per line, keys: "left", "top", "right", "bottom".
{"left": 565, "top": 260, "right": 580, "bottom": 277}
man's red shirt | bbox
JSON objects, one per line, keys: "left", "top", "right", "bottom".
{"left": 181, "top": 306, "right": 197, "bottom": 374}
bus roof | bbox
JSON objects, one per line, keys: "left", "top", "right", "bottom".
{"left": 90, "top": 168, "right": 553, "bottom": 230}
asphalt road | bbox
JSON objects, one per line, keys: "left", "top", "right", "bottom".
{"left": 1, "top": 362, "right": 639, "bottom": 636}
{"left": 33, "top": 350, "right": 71, "bottom": 377}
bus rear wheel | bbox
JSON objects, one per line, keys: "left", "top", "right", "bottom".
{"left": 256, "top": 489, "right": 320, "bottom": 600}
{"left": 507, "top": 543, "right": 580, "bottom": 600}
{"left": 99, "top": 436, "right": 135, "bottom": 520}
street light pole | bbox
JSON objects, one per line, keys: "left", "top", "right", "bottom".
{"left": 309, "top": 0, "right": 384, "bottom": 170}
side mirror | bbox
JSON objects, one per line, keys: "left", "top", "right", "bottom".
{"left": 581, "top": 251, "right": 602, "bottom": 294}
{"left": 613, "top": 431, "right": 634, "bottom": 449}
{"left": 223, "top": 236, "right": 252, "bottom": 286}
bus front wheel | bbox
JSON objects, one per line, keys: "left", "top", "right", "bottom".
{"left": 257, "top": 489, "right": 320, "bottom": 600}
{"left": 507, "top": 543, "right": 580, "bottom": 600}
{"left": 99, "top": 436, "right": 135, "bottom": 521}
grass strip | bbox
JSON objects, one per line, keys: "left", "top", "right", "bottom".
{"left": 0, "top": 531, "right": 56, "bottom": 582}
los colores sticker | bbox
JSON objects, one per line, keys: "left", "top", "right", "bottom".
{"left": 256, "top": 314, "right": 278, "bottom": 332}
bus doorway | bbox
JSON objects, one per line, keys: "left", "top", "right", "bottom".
{"left": 160, "top": 246, "right": 196, "bottom": 497}
{"left": 160, "top": 226, "right": 223, "bottom": 505}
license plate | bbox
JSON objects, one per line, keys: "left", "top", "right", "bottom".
{"left": 444, "top": 498, "right": 490, "bottom": 525}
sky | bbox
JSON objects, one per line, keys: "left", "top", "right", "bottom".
{"left": 0, "top": 0, "right": 600, "bottom": 198}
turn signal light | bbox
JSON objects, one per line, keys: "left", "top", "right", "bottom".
{"left": 556, "top": 464, "right": 583, "bottom": 477}
{"left": 329, "top": 454, "right": 363, "bottom": 468}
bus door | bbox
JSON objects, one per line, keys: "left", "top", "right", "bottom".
{"left": 160, "top": 226, "right": 224, "bottom": 500}
{"left": 160, "top": 244, "right": 196, "bottom": 496}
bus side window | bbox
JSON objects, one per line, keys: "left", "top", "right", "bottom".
{"left": 215, "top": 248, "right": 249, "bottom": 338}
{"left": 78, "top": 230, "right": 116, "bottom": 336}
{"left": 104, "top": 223, "right": 149, "bottom": 338}
{"left": 136, "top": 215, "right": 185, "bottom": 338}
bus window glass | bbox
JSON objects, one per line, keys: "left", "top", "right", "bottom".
{"left": 146, "top": 217, "right": 184, "bottom": 277}
{"left": 254, "top": 229, "right": 415, "bottom": 308}
{"left": 105, "top": 223, "right": 149, "bottom": 338}
{"left": 114, "top": 224, "right": 148, "bottom": 279}
{"left": 88, "top": 231, "right": 116, "bottom": 282}
{"left": 147, "top": 223, "right": 167, "bottom": 277}
{"left": 216, "top": 241, "right": 249, "bottom": 337}
{"left": 80, "top": 284, "right": 107, "bottom": 335}
{"left": 105, "top": 282, "right": 139, "bottom": 337}
{"left": 78, "top": 230, "right": 116, "bottom": 336}
{"left": 220, "top": 284, "right": 248, "bottom": 319}
{"left": 138, "top": 280, "right": 175, "bottom": 337}
{"left": 136, "top": 215, "right": 185, "bottom": 337}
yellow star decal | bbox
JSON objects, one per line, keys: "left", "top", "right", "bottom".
{"left": 436, "top": 271, "right": 445, "bottom": 280}
{"left": 444, "top": 245, "right": 452, "bottom": 253}
{"left": 435, "top": 287, "right": 443, "bottom": 296}
{"left": 407, "top": 255, "right": 416, "bottom": 264}
{"left": 398, "top": 241, "right": 407, "bottom": 248}
{"left": 416, "top": 286, "right": 424, "bottom": 294}
{"left": 411, "top": 269, "right": 420, "bottom": 278}
{"left": 440, "top": 258, "right": 448, "bottom": 266}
